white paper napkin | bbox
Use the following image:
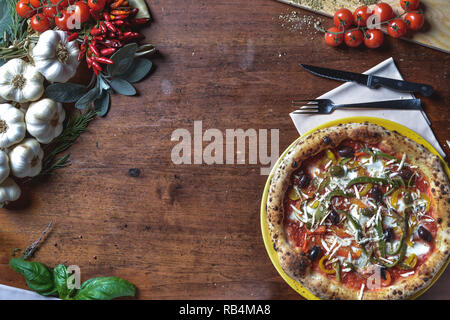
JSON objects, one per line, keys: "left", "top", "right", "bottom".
{"left": 0, "top": 284, "right": 58, "bottom": 300}
{"left": 290, "top": 57, "right": 444, "bottom": 157}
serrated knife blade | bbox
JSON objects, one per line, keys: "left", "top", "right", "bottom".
{"left": 300, "top": 64, "right": 434, "bottom": 97}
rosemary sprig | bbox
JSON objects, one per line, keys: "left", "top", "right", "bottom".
{"left": 33, "top": 109, "right": 97, "bottom": 179}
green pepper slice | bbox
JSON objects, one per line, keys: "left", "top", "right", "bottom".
{"left": 375, "top": 215, "right": 386, "bottom": 258}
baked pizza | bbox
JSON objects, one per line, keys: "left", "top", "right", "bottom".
{"left": 266, "top": 123, "right": 450, "bottom": 300}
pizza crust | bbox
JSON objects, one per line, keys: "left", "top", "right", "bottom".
{"left": 266, "top": 122, "right": 450, "bottom": 300}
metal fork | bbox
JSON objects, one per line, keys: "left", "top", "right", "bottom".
{"left": 292, "top": 98, "right": 422, "bottom": 114}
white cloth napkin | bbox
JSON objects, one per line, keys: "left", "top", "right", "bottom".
{"left": 290, "top": 57, "right": 444, "bottom": 157}
{"left": 0, "top": 284, "right": 58, "bottom": 300}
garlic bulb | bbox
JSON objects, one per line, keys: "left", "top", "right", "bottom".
{"left": 0, "top": 178, "right": 21, "bottom": 208}
{"left": 32, "top": 30, "right": 80, "bottom": 83}
{"left": 0, "top": 150, "right": 10, "bottom": 185}
{"left": 9, "top": 138, "right": 44, "bottom": 178}
{"left": 0, "top": 59, "right": 44, "bottom": 103}
{"left": 0, "top": 103, "right": 26, "bottom": 148}
{"left": 26, "top": 98, "right": 66, "bottom": 144}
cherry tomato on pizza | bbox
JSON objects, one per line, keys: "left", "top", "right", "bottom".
{"left": 387, "top": 19, "right": 407, "bottom": 38}
{"left": 404, "top": 12, "right": 424, "bottom": 31}
{"left": 16, "top": 0, "right": 35, "bottom": 19}
{"left": 333, "top": 8, "right": 354, "bottom": 29}
{"left": 373, "top": 3, "right": 394, "bottom": 22}
{"left": 353, "top": 6, "right": 372, "bottom": 27}
{"left": 364, "top": 29, "right": 384, "bottom": 49}
{"left": 88, "top": 0, "right": 106, "bottom": 11}
{"left": 30, "top": 13, "right": 51, "bottom": 33}
{"left": 344, "top": 29, "right": 363, "bottom": 47}
{"left": 400, "top": 0, "right": 420, "bottom": 11}
{"left": 324, "top": 27, "right": 344, "bottom": 47}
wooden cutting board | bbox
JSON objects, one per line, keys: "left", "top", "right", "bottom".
{"left": 276, "top": 0, "right": 450, "bottom": 53}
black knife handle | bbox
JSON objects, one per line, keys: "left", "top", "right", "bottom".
{"left": 368, "top": 75, "right": 434, "bottom": 97}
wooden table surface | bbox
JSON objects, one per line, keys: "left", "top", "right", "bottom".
{"left": 1, "top": 0, "right": 449, "bottom": 300}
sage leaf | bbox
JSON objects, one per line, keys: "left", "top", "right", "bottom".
{"left": 135, "top": 44, "right": 156, "bottom": 57}
{"left": 94, "top": 91, "right": 110, "bottom": 117}
{"left": 73, "top": 277, "right": 135, "bottom": 300}
{"left": 0, "top": 2, "right": 12, "bottom": 45}
{"left": 110, "top": 79, "right": 136, "bottom": 96}
{"left": 75, "top": 87, "right": 100, "bottom": 109}
{"left": 46, "top": 83, "right": 88, "bottom": 103}
{"left": 9, "top": 258, "right": 57, "bottom": 296}
{"left": 107, "top": 43, "right": 138, "bottom": 76}
{"left": 120, "top": 58, "right": 152, "bottom": 83}
{"left": 53, "top": 264, "right": 75, "bottom": 299}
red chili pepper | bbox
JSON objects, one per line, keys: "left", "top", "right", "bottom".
{"left": 104, "top": 21, "right": 117, "bottom": 33}
{"left": 93, "top": 35, "right": 105, "bottom": 41}
{"left": 67, "top": 32, "right": 79, "bottom": 42}
{"left": 90, "top": 27, "right": 102, "bottom": 36}
{"left": 92, "top": 60, "right": 103, "bottom": 72}
{"left": 100, "top": 39, "right": 122, "bottom": 48}
{"left": 112, "top": 20, "right": 125, "bottom": 26}
{"left": 103, "top": 12, "right": 111, "bottom": 21}
{"left": 77, "top": 51, "right": 84, "bottom": 62}
{"left": 86, "top": 56, "right": 94, "bottom": 68}
{"left": 95, "top": 57, "right": 114, "bottom": 65}
{"left": 113, "top": 14, "right": 128, "bottom": 20}
{"left": 89, "top": 44, "right": 101, "bottom": 57}
{"left": 131, "top": 18, "right": 150, "bottom": 25}
{"left": 128, "top": 8, "right": 139, "bottom": 16}
{"left": 99, "top": 22, "right": 107, "bottom": 34}
{"left": 100, "top": 48, "right": 117, "bottom": 56}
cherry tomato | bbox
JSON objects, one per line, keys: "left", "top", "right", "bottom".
{"left": 387, "top": 19, "right": 407, "bottom": 38}
{"left": 88, "top": 0, "right": 105, "bottom": 11}
{"left": 30, "top": 13, "right": 51, "bottom": 33}
{"left": 373, "top": 3, "right": 394, "bottom": 22}
{"left": 324, "top": 27, "right": 344, "bottom": 47}
{"left": 344, "top": 29, "right": 363, "bottom": 47}
{"left": 73, "top": 1, "right": 91, "bottom": 24}
{"left": 353, "top": 6, "right": 372, "bottom": 27}
{"left": 29, "top": 0, "right": 42, "bottom": 8}
{"left": 51, "top": 0, "right": 69, "bottom": 8}
{"left": 55, "top": 9, "right": 71, "bottom": 30}
{"left": 400, "top": 0, "right": 420, "bottom": 11}
{"left": 333, "top": 8, "right": 354, "bottom": 29}
{"left": 16, "top": 0, "right": 34, "bottom": 18}
{"left": 364, "top": 29, "right": 384, "bottom": 49}
{"left": 43, "top": 5, "right": 57, "bottom": 18}
{"left": 404, "top": 12, "right": 424, "bottom": 31}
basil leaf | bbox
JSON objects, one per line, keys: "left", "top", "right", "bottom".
{"left": 94, "top": 91, "right": 110, "bottom": 117}
{"left": 120, "top": 58, "right": 152, "bottom": 83}
{"left": 107, "top": 43, "right": 138, "bottom": 76}
{"left": 110, "top": 79, "right": 136, "bottom": 96}
{"left": 73, "top": 277, "right": 135, "bottom": 300}
{"left": 46, "top": 83, "right": 89, "bottom": 103}
{"left": 75, "top": 87, "right": 100, "bottom": 109}
{"left": 9, "top": 258, "right": 57, "bottom": 296}
{"left": 53, "top": 264, "right": 76, "bottom": 299}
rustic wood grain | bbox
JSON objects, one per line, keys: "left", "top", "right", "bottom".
{"left": 277, "top": 0, "right": 450, "bottom": 53}
{"left": 0, "top": 0, "right": 448, "bottom": 300}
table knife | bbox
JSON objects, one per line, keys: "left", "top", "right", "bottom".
{"left": 300, "top": 64, "right": 434, "bottom": 97}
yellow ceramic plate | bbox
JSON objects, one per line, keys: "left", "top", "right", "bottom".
{"left": 260, "top": 117, "right": 450, "bottom": 300}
